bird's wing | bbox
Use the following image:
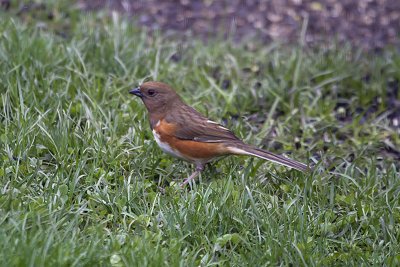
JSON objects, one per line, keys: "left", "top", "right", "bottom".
{"left": 165, "top": 105, "right": 241, "bottom": 143}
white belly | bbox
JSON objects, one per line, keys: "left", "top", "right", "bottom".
{"left": 152, "top": 129, "right": 185, "bottom": 160}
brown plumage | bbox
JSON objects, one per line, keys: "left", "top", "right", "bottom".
{"left": 130, "top": 81, "right": 311, "bottom": 186}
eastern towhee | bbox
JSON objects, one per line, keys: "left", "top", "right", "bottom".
{"left": 130, "top": 81, "right": 310, "bottom": 186}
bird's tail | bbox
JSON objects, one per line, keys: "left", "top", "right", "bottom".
{"left": 226, "top": 143, "right": 310, "bottom": 172}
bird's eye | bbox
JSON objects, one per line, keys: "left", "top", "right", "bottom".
{"left": 148, "top": 89, "right": 156, "bottom": 96}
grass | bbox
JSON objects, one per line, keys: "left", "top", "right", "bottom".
{"left": 1, "top": 4, "right": 400, "bottom": 266}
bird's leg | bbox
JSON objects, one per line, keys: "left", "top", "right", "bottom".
{"left": 181, "top": 164, "right": 205, "bottom": 187}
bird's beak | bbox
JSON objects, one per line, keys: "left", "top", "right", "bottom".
{"left": 129, "top": 87, "right": 144, "bottom": 97}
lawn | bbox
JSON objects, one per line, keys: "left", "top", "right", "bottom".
{"left": 0, "top": 4, "right": 400, "bottom": 267}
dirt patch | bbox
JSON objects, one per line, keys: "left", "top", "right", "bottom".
{"left": 76, "top": 0, "right": 400, "bottom": 50}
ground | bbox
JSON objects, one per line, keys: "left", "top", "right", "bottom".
{"left": 0, "top": 1, "right": 399, "bottom": 266}
{"left": 3, "top": 0, "right": 400, "bottom": 49}
{"left": 62, "top": 0, "right": 400, "bottom": 50}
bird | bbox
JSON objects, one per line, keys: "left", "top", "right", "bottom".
{"left": 129, "top": 81, "right": 310, "bottom": 186}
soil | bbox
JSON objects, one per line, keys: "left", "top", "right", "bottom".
{"left": 75, "top": 0, "right": 400, "bottom": 50}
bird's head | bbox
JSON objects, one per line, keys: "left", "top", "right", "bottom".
{"left": 129, "top": 81, "right": 182, "bottom": 113}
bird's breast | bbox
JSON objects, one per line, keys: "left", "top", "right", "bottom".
{"left": 152, "top": 119, "right": 230, "bottom": 163}
{"left": 152, "top": 128, "right": 186, "bottom": 160}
